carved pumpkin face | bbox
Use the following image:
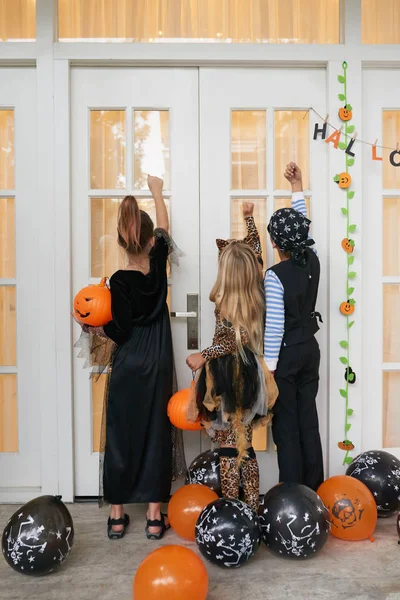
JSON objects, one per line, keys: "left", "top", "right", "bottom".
{"left": 341, "top": 238, "right": 354, "bottom": 253}
{"left": 335, "top": 172, "right": 352, "bottom": 189}
{"left": 338, "top": 105, "right": 353, "bottom": 122}
{"left": 340, "top": 300, "right": 355, "bottom": 316}
{"left": 73, "top": 277, "right": 112, "bottom": 327}
{"left": 338, "top": 440, "right": 355, "bottom": 451}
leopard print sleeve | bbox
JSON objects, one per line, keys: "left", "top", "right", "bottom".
{"left": 243, "top": 216, "right": 262, "bottom": 257}
{"left": 200, "top": 309, "right": 250, "bottom": 361}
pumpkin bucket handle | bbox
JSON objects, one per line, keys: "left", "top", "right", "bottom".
{"left": 99, "top": 277, "right": 110, "bottom": 289}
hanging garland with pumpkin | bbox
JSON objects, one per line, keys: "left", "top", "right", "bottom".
{"left": 334, "top": 61, "right": 357, "bottom": 466}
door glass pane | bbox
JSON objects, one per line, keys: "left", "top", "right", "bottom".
{"left": 0, "top": 198, "right": 15, "bottom": 278}
{"left": 231, "top": 111, "right": 266, "bottom": 190}
{"left": 90, "top": 110, "right": 126, "bottom": 189}
{"left": 383, "top": 285, "right": 400, "bottom": 363}
{"left": 91, "top": 198, "right": 125, "bottom": 278}
{"left": 274, "top": 111, "right": 310, "bottom": 190}
{"left": 134, "top": 111, "right": 170, "bottom": 190}
{"left": 0, "top": 375, "right": 17, "bottom": 452}
{"left": 383, "top": 111, "right": 400, "bottom": 190}
{"left": 91, "top": 197, "right": 171, "bottom": 277}
{"left": 0, "top": 0, "right": 36, "bottom": 41}
{"left": 253, "top": 425, "right": 267, "bottom": 452}
{"left": 0, "top": 286, "right": 16, "bottom": 366}
{"left": 92, "top": 375, "right": 105, "bottom": 453}
{"left": 0, "top": 110, "right": 14, "bottom": 189}
{"left": 383, "top": 372, "right": 400, "bottom": 448}
{"left": 58, "top": 0, "right": 339, "bottom": 43}
{"left": 383, "top": 198, "right": 400, "bottom": 277}
{"left": 274, "top": 197, "right": 311, "bottom": 215}
{"left": 231, "top": 198, "right": 267, "bottom": 267}
{"left": 362, "top": 0, "right": 400, "bottom": 44}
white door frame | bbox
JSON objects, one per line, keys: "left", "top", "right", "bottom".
{"left": 3, "top": 0, "right": 400, "bottom": 501}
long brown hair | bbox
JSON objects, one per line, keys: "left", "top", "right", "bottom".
{"left": 210, "top": 242, "right": 264, "bottom": 360}
{"left": 117, "top": 195, "right": 154, "bottom": 255}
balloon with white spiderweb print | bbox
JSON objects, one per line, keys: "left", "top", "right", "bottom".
{"left": 346, "top": 450, "right": 400, "bottom": 517}
{"left": 2, "top": 495, "right": 74, "bottom": 576}
{"left": 258, "top": 483, "right": 330, "bottom": 559}
{"left": 185, "top": 450, "right": 246, "bottom": 501}
{"left": 195, "top": 498, "right": 260, "bottom": 568}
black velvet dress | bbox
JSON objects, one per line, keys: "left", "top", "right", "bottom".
{"left": 102, "top": 232, "right": 173, "bottom": 504}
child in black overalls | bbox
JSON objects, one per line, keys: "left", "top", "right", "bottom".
{"left": 264, "top": 162, "right": 323, "bottom": 491}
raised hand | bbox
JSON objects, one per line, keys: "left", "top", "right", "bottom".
{"left": 242, "top": 202, "right": 255, "bottom": 218}
{"left": 186, "top": 352, "right": 206, "bottom": 372}
{"left": 284, "top": 162, "right": 302, "bottom": 185}
{"left": 147, "top": 175, "right": 164, "bottom": 197}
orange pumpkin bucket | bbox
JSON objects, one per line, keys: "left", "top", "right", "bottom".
{"left": 168, "top": 382, "right": 202, "bottom": 431}
{"left": 73, "top": 277, "right": 112, "bottom": 327}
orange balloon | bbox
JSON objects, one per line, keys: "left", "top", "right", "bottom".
{"left": 168, "top": 484, "right": 219, "bottom": 541}
{"left": 133, "top": 545, "right": 208, "bottom": 600}
{"left": 317, "top": 475, "right": 377, "bottom": 541}
{"left": 167, "top": 384, "right": 202, "bottom": 431}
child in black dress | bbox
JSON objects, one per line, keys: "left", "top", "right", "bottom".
{"left": 75, "top": 176, "right": 178, "bottom": 540}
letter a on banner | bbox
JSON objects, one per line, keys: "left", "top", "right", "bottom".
{"left": 325, "top": 129, "right": 341, "bottom": 149}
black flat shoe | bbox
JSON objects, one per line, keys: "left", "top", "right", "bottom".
{"left": 145, "top": 513, "right": 170, "bottom": 540}
{"left": 107, "top": 514, "right": 130, "bottom": 540}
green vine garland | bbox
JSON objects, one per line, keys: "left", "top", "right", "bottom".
{"left": 335, "top": 61, "right": 357, "bottom": 466}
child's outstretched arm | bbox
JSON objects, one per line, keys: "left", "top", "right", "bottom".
{"left": 264, "top": 271, "right": 285, "bottom": 373}
{"left": 242, "top": 202, "right": 262, "bottom": 256}
{"left": 186, "top": 309, "right": 250, "bottom": 371}
{"left": 284, "top": 163, "right": 317, "bottom": 253}
{"left": 148, "top": 175, "right": 169, "bottom": 232}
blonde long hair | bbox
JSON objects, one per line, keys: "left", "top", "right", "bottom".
{"left": 210, "top": 242, "right": 264, "bottom": 360}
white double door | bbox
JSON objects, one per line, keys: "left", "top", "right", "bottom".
{"left": 72, "top": 67, "right": 328, "bottom": 497}
{"left": 0, "top": 69, "right": 40, "bottom": 501}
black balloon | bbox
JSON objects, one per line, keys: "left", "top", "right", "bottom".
{"left": 2, "top": 495, "right": 74, "bottom": 576}
{"left": 186, "top": 450, "right": 222, "bottom": 495}
{"left": 195, "top": 498, "right": 260, "bottom": 568}
{"left": 185, "top": 450, "right": 245, "bottom": 501}
{"left": 397, "top": 513, "right": 400, "bottom": 545}
{"left": 258, "top": 483, "right": 330, "bottom": 559}
{"left": 346, "top": 450, "right": 400, "bottom": 517}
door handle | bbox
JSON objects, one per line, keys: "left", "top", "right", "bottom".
{"left": 170, "top": 294, "right": 199, "bottom": 350}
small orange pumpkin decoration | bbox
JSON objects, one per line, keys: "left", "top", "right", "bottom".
{"left": 338, "top": 440, "right": 354, "bottom": 451}
{"left": 168, "top": 383, "right": 203, "bottom": 431}
{"left": 73, "top": 277, "right": 112, "bottom": 327}
{"left": 340, "top": 300, "right": 355, "bottom": 316}
{"left": 334, "top": 172, "right": 352, "bottom": 189}
{"left": 338, "top": 104, "right": 353, "bottom": 122}
{"left": 341, "top": 238, "right": 354, "bottom": 253}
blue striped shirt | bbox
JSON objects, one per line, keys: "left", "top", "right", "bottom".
{"left": 264, "top": 192, "right": 314, "bottom": 371}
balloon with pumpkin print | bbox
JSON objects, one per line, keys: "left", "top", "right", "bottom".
{"left": 73, "top": 278, "right": 112, "bottom": 327}
{"left": 317, "top": 475, "right": 377, "bottom": 541}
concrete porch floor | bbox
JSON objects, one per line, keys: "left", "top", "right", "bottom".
{"left": 1, "top": 503, "right": 399, "bottom": 600}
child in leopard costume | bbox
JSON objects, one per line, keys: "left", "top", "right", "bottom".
{"left": 187, "top": 204, "right": 278, "bottom": 512}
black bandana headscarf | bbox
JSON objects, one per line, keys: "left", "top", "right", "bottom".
{"left": 267, "top": 208, "right": 314, "bottom": 266}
